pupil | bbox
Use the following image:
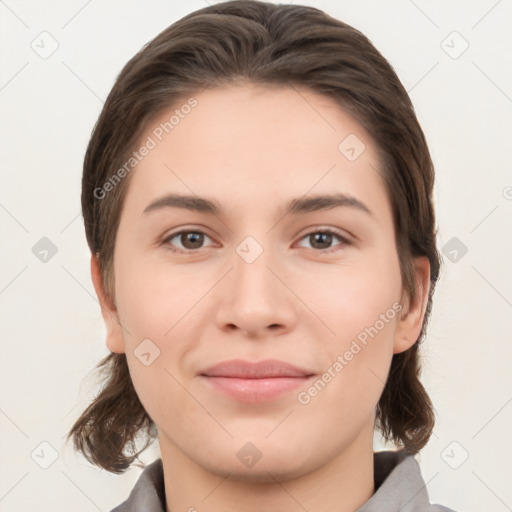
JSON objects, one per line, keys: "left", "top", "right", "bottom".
{"left": 184, "top": 232, "right": 203, "bottom": 248}
{"left": 313, "top": 233, "right": 331, "bottom": 249}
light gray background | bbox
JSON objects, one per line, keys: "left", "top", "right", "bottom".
{"left": 1, "top": 1, "right": 511, "bottom": 511}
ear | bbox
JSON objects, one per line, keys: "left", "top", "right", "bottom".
{"left": 393, "top": 256, "right": 431, "bottom": 354}
{"left": 90, "top": 253, "right": 126, "bottom": 354}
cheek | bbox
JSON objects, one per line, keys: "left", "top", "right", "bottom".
{"left": 300, "top": 244, "right": 402, "bottom": 398}
{"left": 306, "top": 247, "right": 402, "bottom": 343}
{"left": 114, "top": 256, "right": 197, "bottom": 344}
{"left": 113, "top": 258, "right": 205, "bottom": 399}
{"left": 296, "top": 297, "right": 398, "bottom": 435}
{"left": 115, "top": 264, "right": 195, "bottom": 420}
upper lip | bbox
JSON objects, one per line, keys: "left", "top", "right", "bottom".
{"left": 199, "top": 359, "right": 315, "bottom": 378}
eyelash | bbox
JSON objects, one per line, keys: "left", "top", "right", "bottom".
{"left": 161, "top": 227, "right": 352, "bottom": 254}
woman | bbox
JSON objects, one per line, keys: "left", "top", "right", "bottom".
{"left": 68, "top": 1, "right": 457, "bottom": 510}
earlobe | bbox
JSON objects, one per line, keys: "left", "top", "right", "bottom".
{"left": 393, "top": 256, "right": 431, "bottom": 354}
{"left": 90, "top": 253, "right": 126, "bottom": 354}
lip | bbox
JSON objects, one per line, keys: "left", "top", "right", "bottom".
{"left": 198, "top": 359, "right": 316, "bottom": 402}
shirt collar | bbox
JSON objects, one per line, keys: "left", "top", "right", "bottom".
{"left": 111, "top": 450, "right": 452, "bottom": 512}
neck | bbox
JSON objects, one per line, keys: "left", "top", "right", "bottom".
{"left": 159, "top": 423, "right": 375, "bottom": 512}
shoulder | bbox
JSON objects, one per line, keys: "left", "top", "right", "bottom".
{"left": 355, "top": 450, "right": 459, "bottom": 512}
{"left": 109, "top": 459, "right": 165, "bottom": 512}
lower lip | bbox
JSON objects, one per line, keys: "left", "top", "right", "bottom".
{"left": 201, "top": 376, "right": 313, "bottom": 402}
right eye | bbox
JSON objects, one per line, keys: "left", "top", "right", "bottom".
{"left": 161, "top": 229, "right": 216, "bottom": 253}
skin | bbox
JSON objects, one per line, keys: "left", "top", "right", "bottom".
{"left": 91, "top": 82, "right": 430, "bottom": 512}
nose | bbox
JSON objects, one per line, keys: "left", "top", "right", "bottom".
{"left": 214, "top": 239, "right": 298, "bottom": 338}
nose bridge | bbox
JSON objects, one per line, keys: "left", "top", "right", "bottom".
{"left": 232, "top": 233, "right": 279, "bottom": 301}
{"left": 215, "top": 231, "right": 295, "bottom": 334}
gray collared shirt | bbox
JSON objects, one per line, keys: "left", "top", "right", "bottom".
{"left": 111, "top": 450, "right": 457, "bottom": 512}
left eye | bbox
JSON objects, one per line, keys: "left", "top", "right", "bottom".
{"left": 162, "top": 229, "right": 351, "bottom": 253}
{"left": 296, "top": 229, "right": 351, "bottom": 253}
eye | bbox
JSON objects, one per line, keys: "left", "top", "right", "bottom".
{"left": 296, "top": 228, "right": 352, "bottom": 253}
{"left": 161, "top": 227, "right": 352, "bottom": 254}
{"left": 162, "top": 229, "right": 216, "bottom": 253}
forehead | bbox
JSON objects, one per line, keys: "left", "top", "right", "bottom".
{"left": 122, "top": 83, "right": 390, "bottom": 223}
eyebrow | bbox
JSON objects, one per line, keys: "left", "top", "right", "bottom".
{"left": 142, "top": 192, "right": 374, "bottom": 219}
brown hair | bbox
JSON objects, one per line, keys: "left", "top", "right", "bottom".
{"left": 68, "top": 0, "right": 442, "bottom": 473}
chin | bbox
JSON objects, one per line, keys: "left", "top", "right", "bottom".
{"left": 207, "top": 458, "right": 314, "bottom": 484}
{"left": 197, "top": 442, "right": 322, "bottom": 484}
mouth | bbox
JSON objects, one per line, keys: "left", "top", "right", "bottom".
{"left": 198, "top": 359, "right": 316, "bottom": 402}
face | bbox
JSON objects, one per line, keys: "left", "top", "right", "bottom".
{"left": 93, "top": 83, "right": 429, "bottom": 482}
